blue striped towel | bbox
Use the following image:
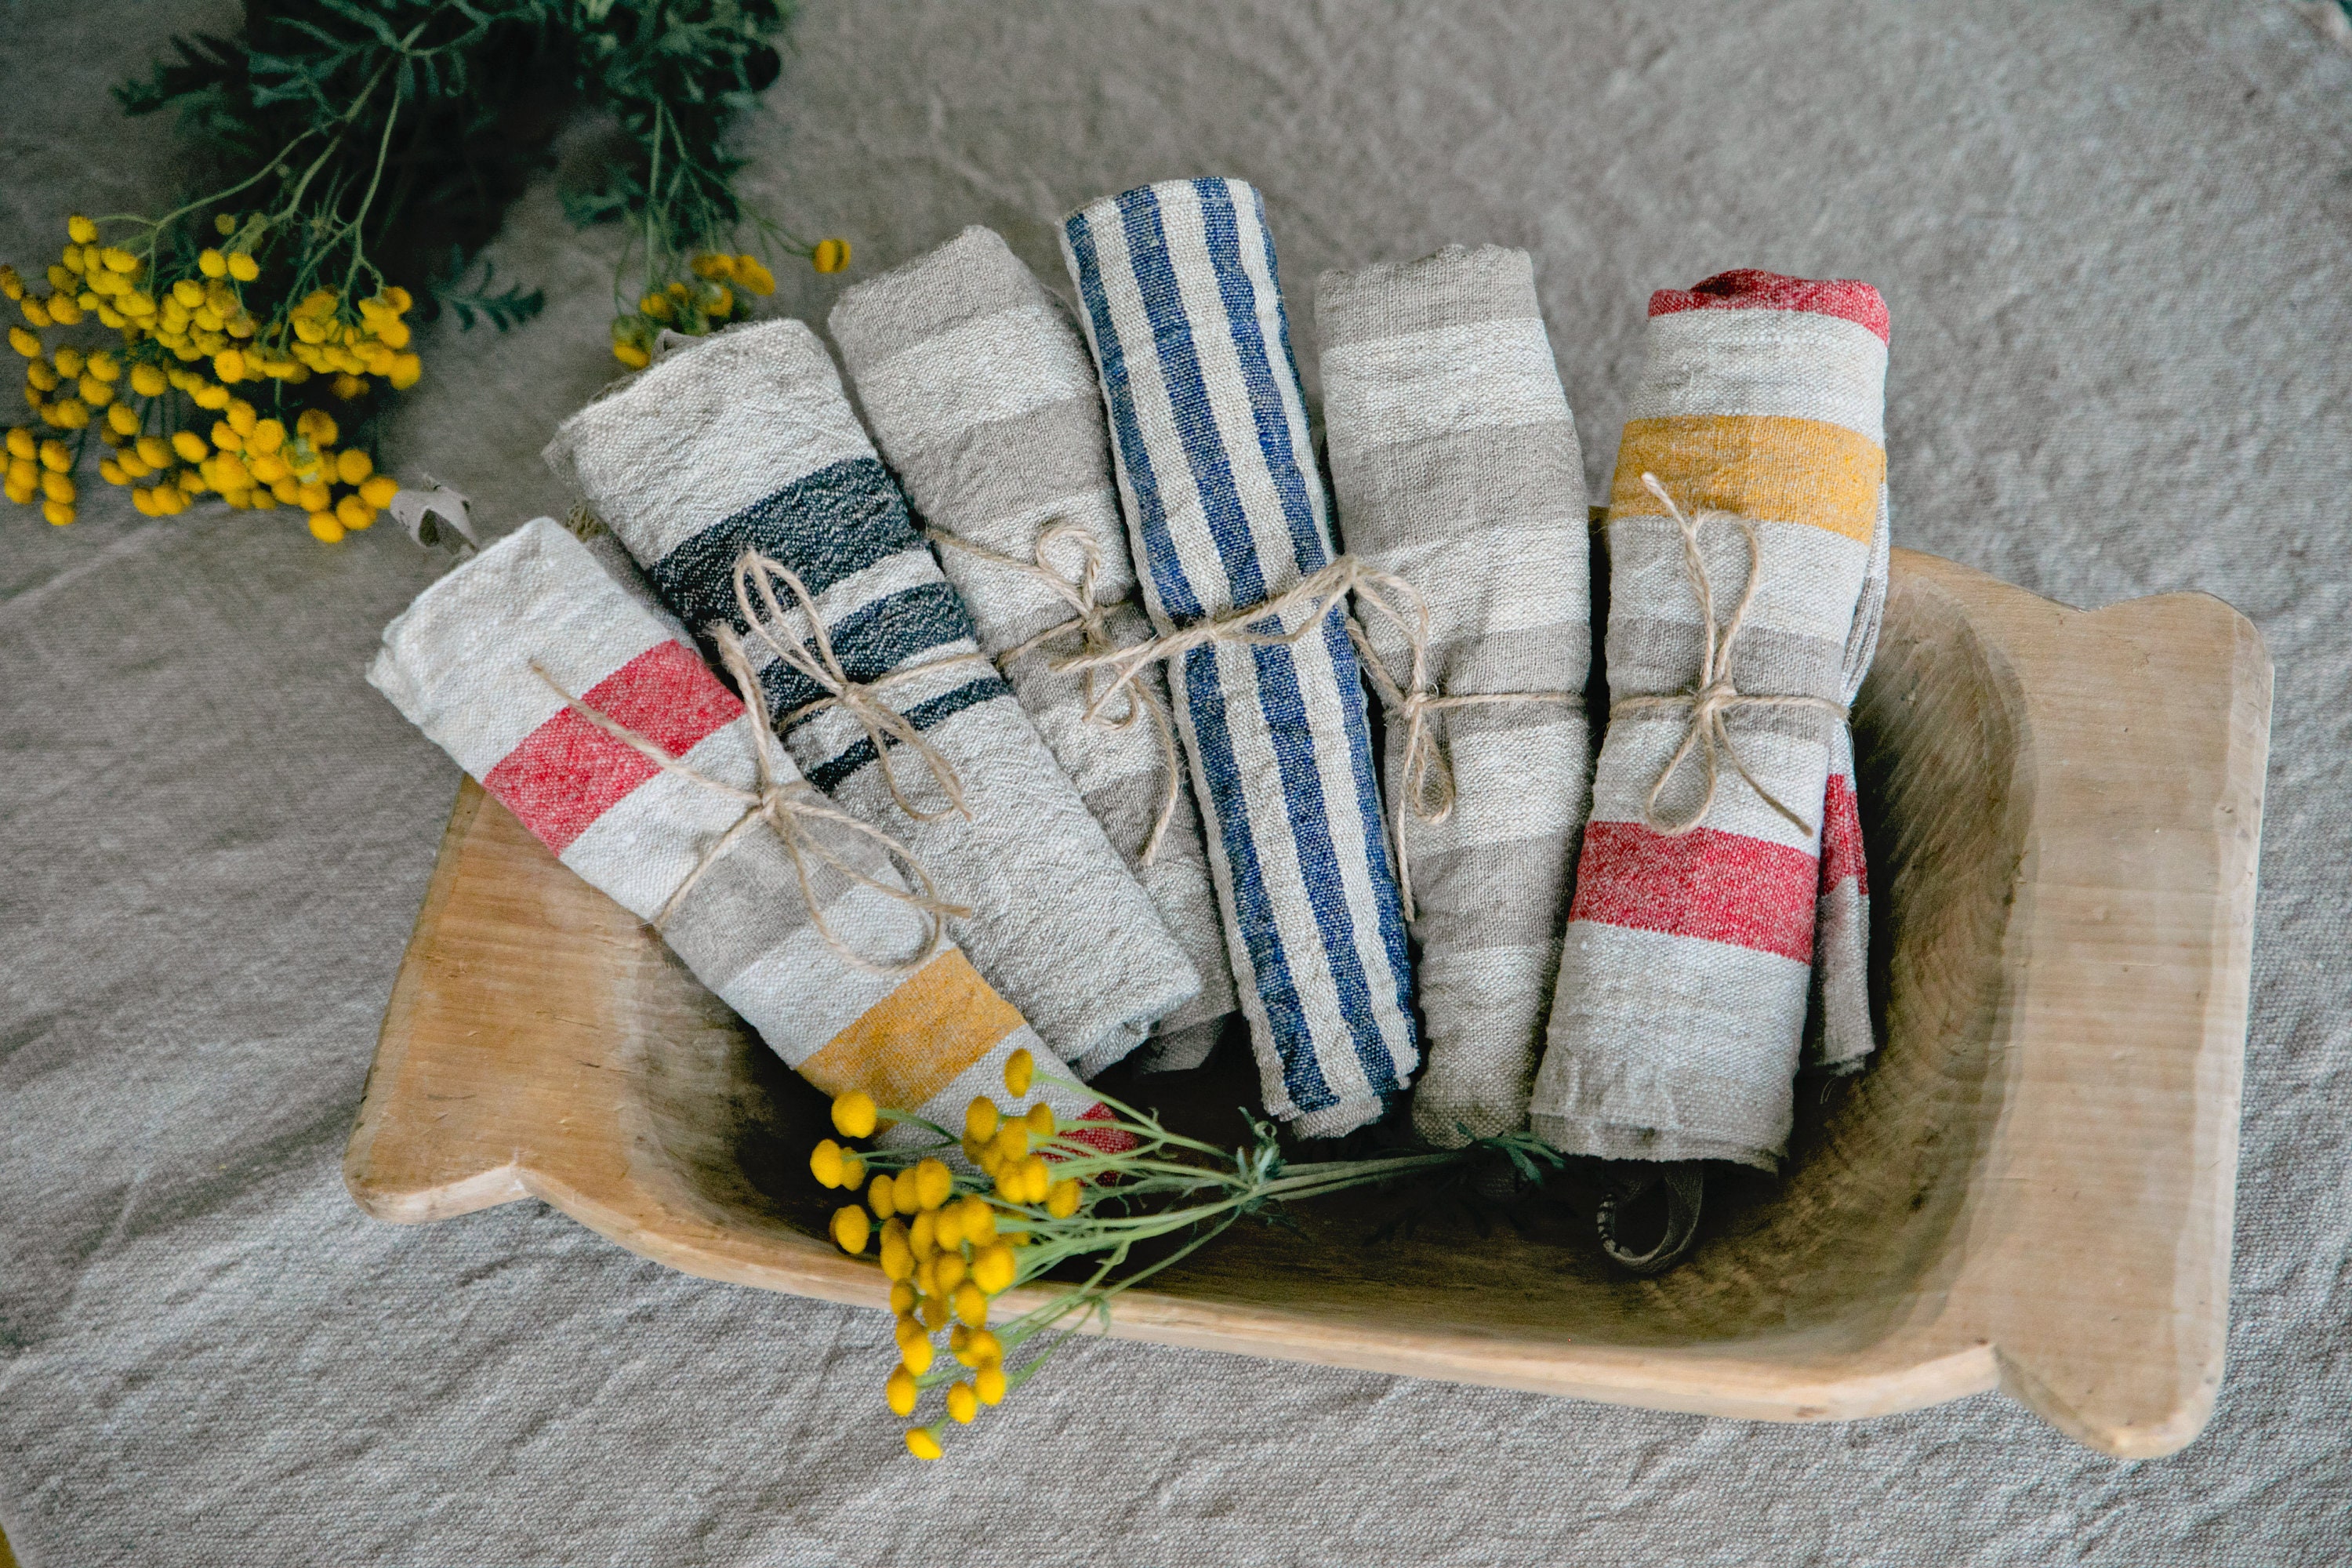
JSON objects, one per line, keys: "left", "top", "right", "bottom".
{"left": 1062, "top": 177, "right": 1418, "bottom": 1137}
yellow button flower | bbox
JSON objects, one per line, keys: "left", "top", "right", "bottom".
{"left": 884, "top": 1367, "right": 918, "bottom": 1418}
{"left": 226, "top": 252, "right": 259, "bottom": 281}
{"left": 867, "top": 1172, "right": 898, "bottom": 1221}
{"left": 913, "top": 1158, "right": 953, "bottom": 1211}
{"left": 810, "top": 1138, "right": 848, "bottom": 1188}
{"left": 67, "top": 214, "right": 96, "bottom": 245}
{"left": 969, "top": 1242, "right": 1017, "bottom": 1295}
{"left": 308, "top": 512, "right": 344, "bottom": 543}
{"left": 129, "top": 364, "right": 167, "bottom": 397}
{"left": 1047, "top": 1178, "right": 1083, "bottom": 1219}
{"left": 900, "top": 1337, "right": 934, "bottom": 1377}
{"left": 951, "top": 1282, "right": 987, "bottom": 1329}
{"left": 1003, "top": 1047, "right": 1033, "bottom": 1098}
{"left": 359, "top": 473, "right": 400, "bottom": 510}
{"left": 877, "top": 1220, "right": 913, "bottom": 1282}
{"left": 946, "top": 1381, "right": 978, "bottom": 1425}
{"left": 335, "top": 494, "right": 374, "bottom": 531}
{"left": 812, "top": 238, "right": 851, "bottom": 274}
{"left": 964, "top": 1097, "right": 1000, "bottom": 1144}
{"left": 904, "top": 1428, "right": 942, "bottom": 1461}
{"left": 829, "top": 1204, "right": 871, "bottom": 1256}
{"left": 169, "top": 430, "right": 208, "bottom": 463}
{"left": 830, "top": 1090, "right": 878, "bottom": 1138}
{"left": 975, "top": 1363, "right": 1007, "bottom": 1406}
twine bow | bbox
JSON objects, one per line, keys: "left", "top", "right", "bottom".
{"left": 1057, "top": 554, "right": 1578, "bottom": 921}
{"left": 928, "top": 521, "right": 1186, "bottom": 864}
{"left": 528, "top": 633, "right": 967, "bottom": 977}
{"left": 1608, "top": 473, "right": 1848, "bottom": 837}
{"left": 1345, "top": 575, "right": 1584, "bottom": 920}
{"left": 731, "top": 550, "right": 991, "bottom": 825}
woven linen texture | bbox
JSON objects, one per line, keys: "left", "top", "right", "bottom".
{"left": 542, "top": 321, "right": 1200, "bottom": 1078}
{"left": 365, "top": 517, "right": 1105, "bottom": 1144}
{"left": 1316, "top": 244, "right": 1594, "bottom": 1144}
{"left": 1806, "top": 485, "right": 1889, "bottom": 1075}
{"left": 830, "top": 225, "right": 1239, "bottom": 1072}
{"left": 1062, "top": 176, "right": 1417, "bottom": 1137}
{"left": 1530, "top": 270, "right": 1889, "bottom": 1171}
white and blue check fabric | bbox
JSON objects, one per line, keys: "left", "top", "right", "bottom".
{"left": 1061, "top": 177, "right": 1418, "bottom": 1137}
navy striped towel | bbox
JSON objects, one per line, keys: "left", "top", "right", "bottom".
{"left": 544, "top": 319, "right": 1201, "bottom": 1076}
{"left": 1062, "top": 177, "right": 1418, "bottom": 1137}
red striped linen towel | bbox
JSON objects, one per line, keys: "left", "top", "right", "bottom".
{"left": 367, "top": 516, "right": 1116, "bottom": 1153}
{"left": 1530, "top": 270, "right": 1888, "bottom": 1172}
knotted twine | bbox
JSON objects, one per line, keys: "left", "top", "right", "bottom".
{"left": 926, "top": 521, "right": 1187, "bottom": 865}
{"left": 728, "top": 550, "right": 1000, "bottom": 826}
{"left": 1058, "top": 557, "right": 1581, "bottom": 920}
{"left": 528, "top": 628, "right": 968, "bottom": 977}
{"left": 1609, "top": 473, "right": 1849, "bottom": 838}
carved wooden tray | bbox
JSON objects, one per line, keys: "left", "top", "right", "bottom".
{"left": 346, "top": 548, "right": 2270, "bottom": 1458}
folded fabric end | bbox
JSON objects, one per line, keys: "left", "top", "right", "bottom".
{"left": 1071, "top": 1020, "right": 1156, "bottom": 1081}
{"left": 1289, "top": 1096, "right": 1390, "bottom": 1141}
{"left": 1529, "top": 1112, "right": 1781, "bottom": 1174}
{"left": 1410, "top": 1094, "right": 1527, "bottom": 1149}
{"left": 1131, "top": 1017, "right": 1227, "bottom": 1075}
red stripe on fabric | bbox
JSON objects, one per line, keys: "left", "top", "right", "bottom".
{"left": 1820, "top": 772, "right": 1866, "bottom": 897}
{"left": 1570, "top": 819, "right": 1818, "bottom": 962}
{"left": 482, "top": 640, "right": 741, "bottom": 855}
{"left": 1648, "top": 269, "right": 1890, "bottom": 344}
{"left": 1058, "top": 1102, "right": 1139, "bottom": 1156}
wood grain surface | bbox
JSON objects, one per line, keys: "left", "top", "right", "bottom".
{"left": 345, "top": 547, "right": 2270, "bottom": 1457}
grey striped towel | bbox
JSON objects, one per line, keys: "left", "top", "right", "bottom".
{"left": 543, "top": 320, "right": 1200, "bottom": 1078}
{"left": 1317, "top": 244, "right": 1595, "bottom": 1145}
{"left": 1530, "top": 269, "right": 1889, "bottom": 1171}
{"left": 1062, "top": 176, "right": 1418, "bottom": 1137}
{"left": 829, "top": 225, "right": 1239, "bottom": 1073}
{"left": 367, "top": 516, "right": 1113, "bottom": 1149}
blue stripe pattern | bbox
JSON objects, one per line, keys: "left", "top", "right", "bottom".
{"left": 652, "top": 463, "right": 1014, "bottom": 783}
{"left": 1063, "top": 177, "right": 1417, "bottom": 1133}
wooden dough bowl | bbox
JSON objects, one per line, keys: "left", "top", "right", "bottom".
{"left": 347, "top": 549, "right": 2270, "bottom": 1459}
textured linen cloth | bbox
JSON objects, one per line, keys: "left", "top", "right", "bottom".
{"left": 1530, "top": 270, "right": 1889, "bottom": 1172}
{"left": 5, "top": 4, "right": 2350, "bottom": 1565}
{"left": 1316, "top": 244, "right": 1594, "bottom": 1145}
{"left": 1061, "top": 176, "right": 1418, "bottom": 1137}
{"left": 367, "top": 516, "right": 1107, "bottom": 1145}
{"left": 1805, "top": 491, "right": 1890, "bottom": 1073}
{"left": 542, "top": 319, "right": 1200, "bottom": 1078}
{"left": 828, "top": 225, "right": 1239, "bottom": 1072}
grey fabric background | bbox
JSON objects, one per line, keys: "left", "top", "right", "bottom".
{"left": 3, "top": 1, "right": 2347, "bottom": 1562}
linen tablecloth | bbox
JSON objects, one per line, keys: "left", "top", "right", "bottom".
{"left": 2, "top": 2, "right": 2347, "bottom": 1563}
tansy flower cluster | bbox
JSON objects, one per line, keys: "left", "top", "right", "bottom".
{"left": 814, "top": 1049, "right": 1557, "bottom": 1461}
{"left": 607, "top": 244, "right": 847, "bottom": 368}
{"left": 5, "top": 212, "right": 412, "bottom": 539}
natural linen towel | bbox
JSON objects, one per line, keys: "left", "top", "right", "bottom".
{"left": 1062, "top": 176, "right": 1418, "bottom": 1137}
{"left": 366, "top": 516, "right": 1109, "bottom": 1145}
{"left": 1530, "top": 269, "right": 1889, "bottom": 1171}
{"left": 829, "top": 226, "right": 1239, "bottom": 1073}
{"left": 1317, "top": 244, "right": 1594, "bottom": 1145}
{"left": 543, "top": 320, "right": 1200, "bottom": 1078}
{"left": 1806, "top": 492, "right": 1889, "bottom": 1074}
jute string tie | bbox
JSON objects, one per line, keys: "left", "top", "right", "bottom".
{"left": 927, "top": 521, "right": 1185, "bottom": 864}
{"left": 1609, "top": 472, "right": 1847, "bottom": 838}
{"left": 1057, "top": 554, "right": 1580, "bottom": 920}
{"left": 528, "top": 632, "right": 968, "bottom": 977}
{"left": 731, "top": 550, "right": 996, "bottom": 825}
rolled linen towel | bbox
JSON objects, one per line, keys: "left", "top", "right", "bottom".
{"left": 1530, "top": 268, "right": 1888, "bottom": 1174}
{"left": 543, "top": 321, "right": 1201, "bottom": 1078}
{"left": 1062, "top": 176, "right": 1417, "bottom": 1137}
{"left": 1316, "top": 244, "right": 1595, "bottom": 1145}
{"left": 829, "top": 226, "right": 1240, "bottom": 1073}
{"left": 367, "top": 516, "right": 1112, "bottom": 1146}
